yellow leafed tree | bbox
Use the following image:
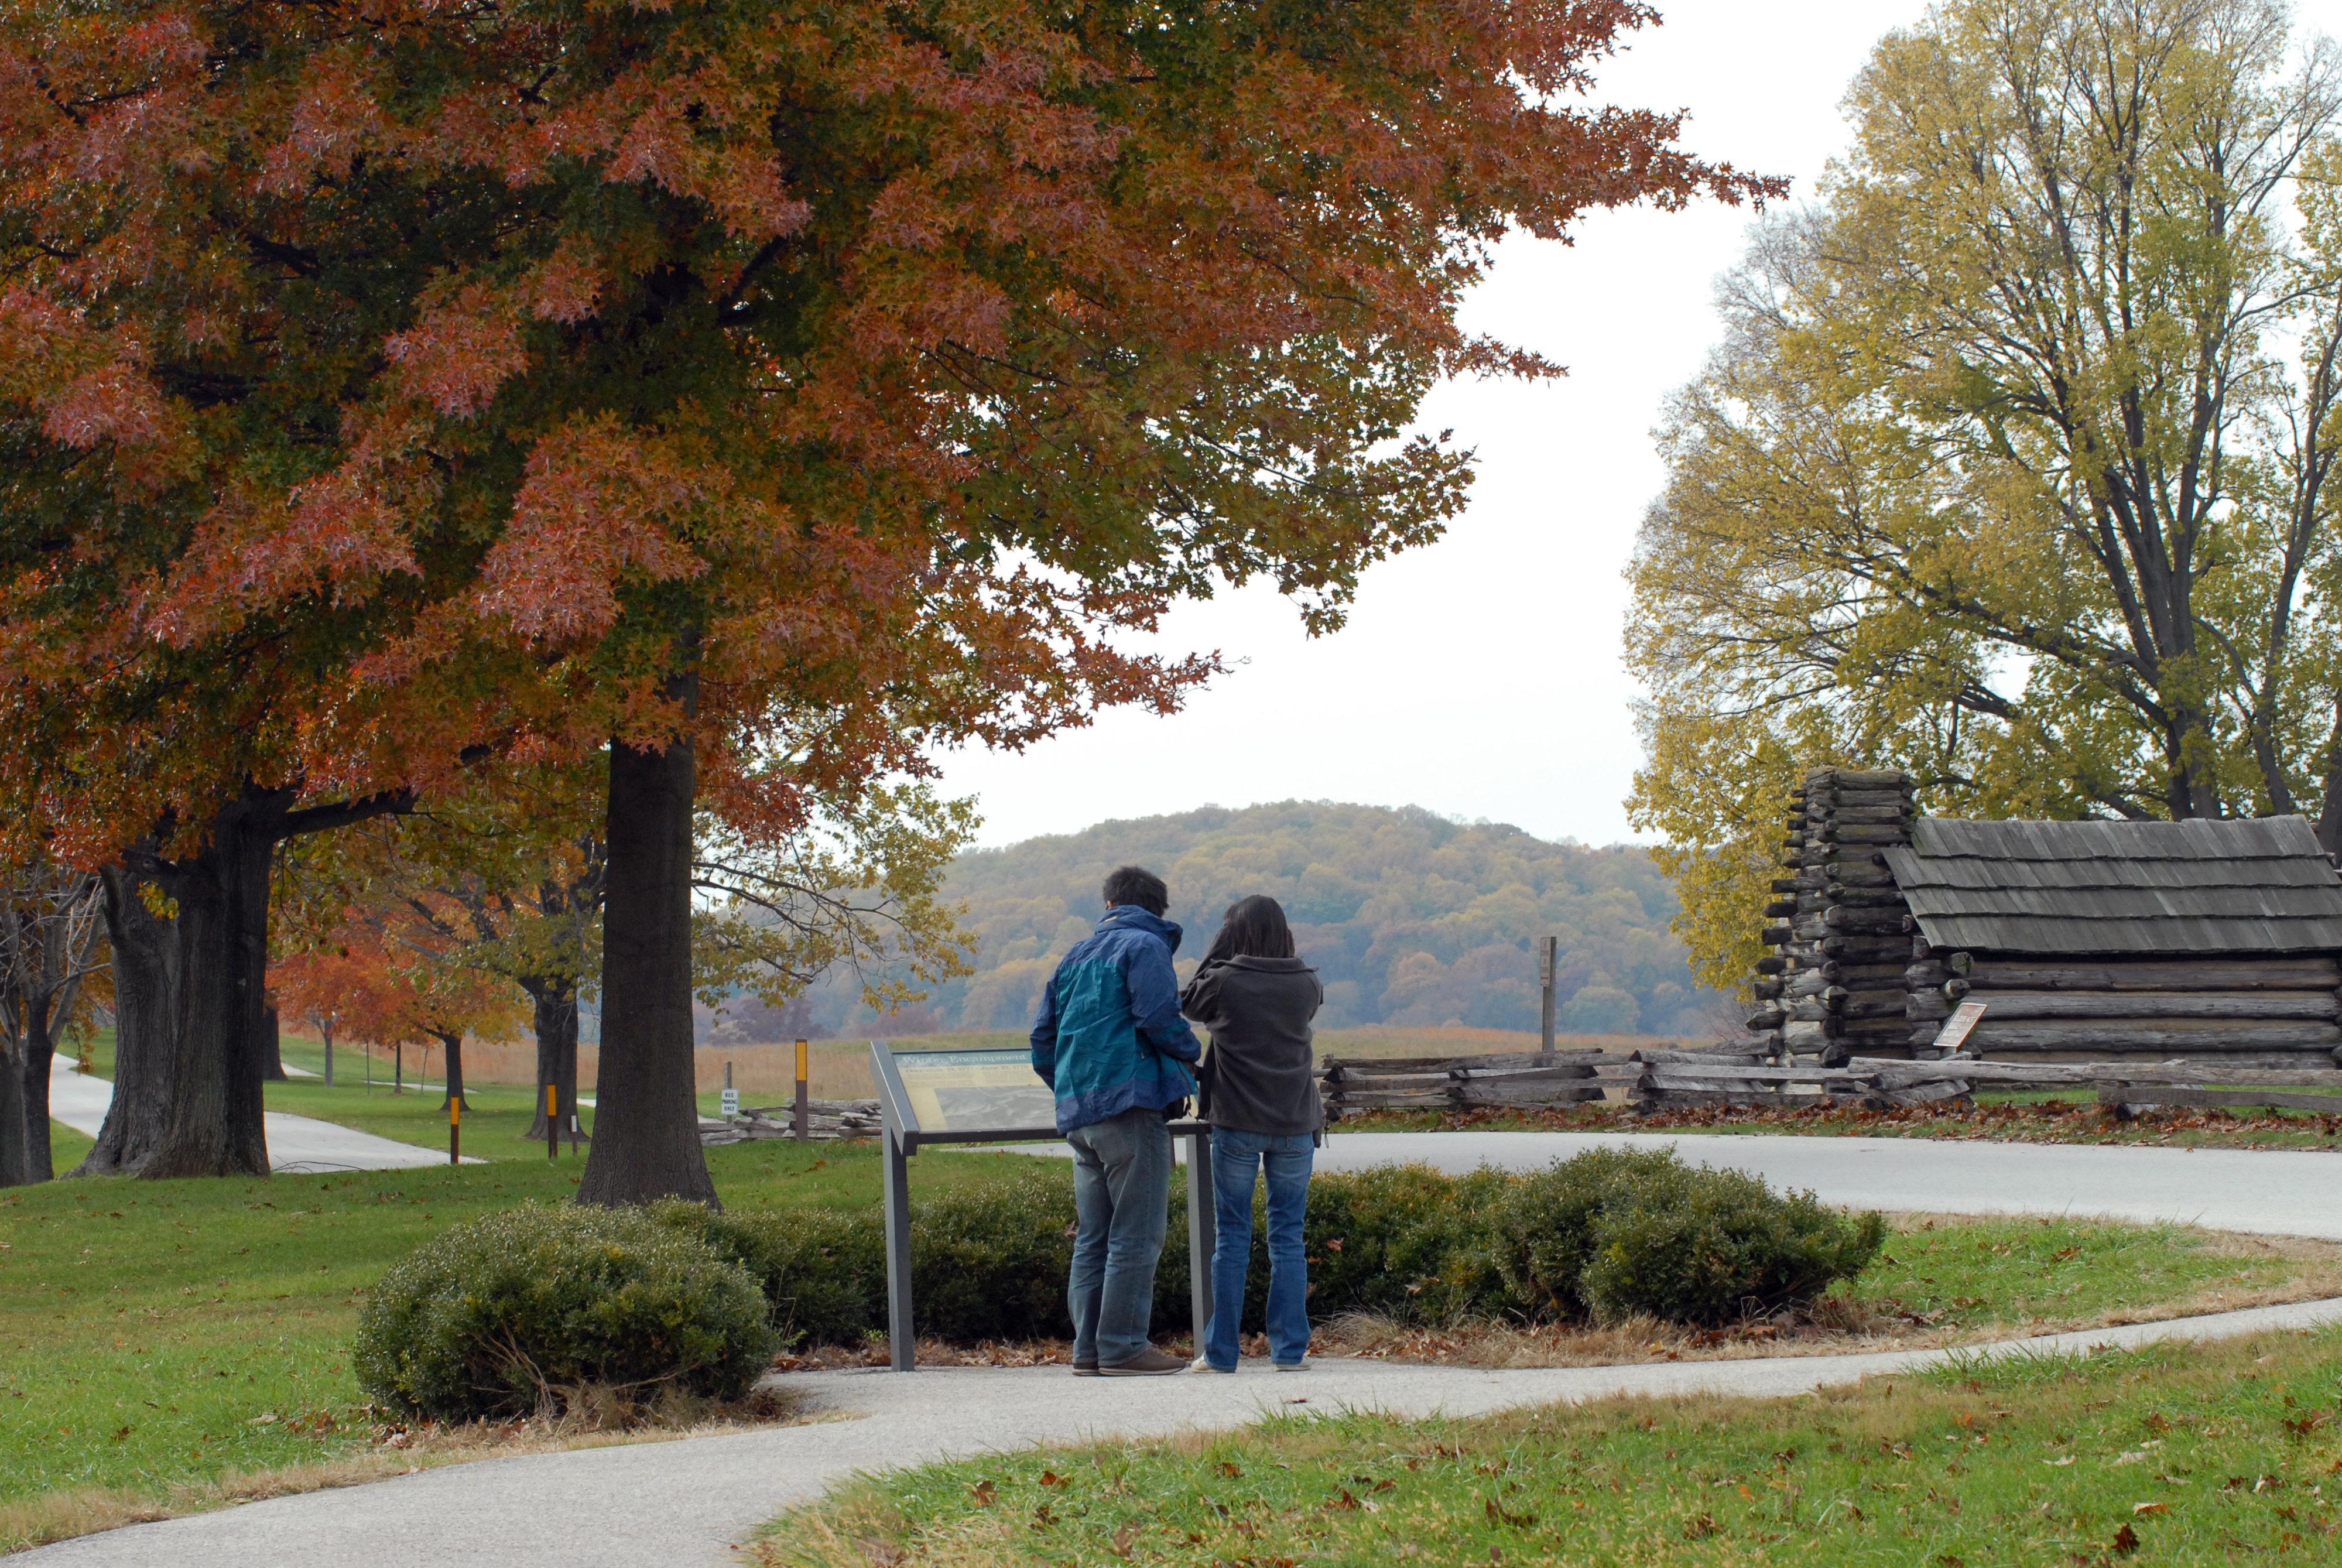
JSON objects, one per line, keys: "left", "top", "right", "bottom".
{"left": 1630, "top": 0, "right": 2342, "bottom": 991}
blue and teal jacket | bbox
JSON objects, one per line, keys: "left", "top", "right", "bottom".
{"left": 1029, "top": 906, "right": 1201, "bottom": 1134}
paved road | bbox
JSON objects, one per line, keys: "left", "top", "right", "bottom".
{"left": 23, "top": 1296, "right": 2342, "bottom": 1568}
{"left": 990, "top": 1129, "right": 2342, "bottom": 1241}
{"left": 46, "top": 1060, "right": 478, "bottom": 1174}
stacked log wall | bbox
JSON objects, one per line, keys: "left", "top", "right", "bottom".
{"left": 1903, "top": 953, "right": 2342, "bottom": 1065}
{"left": 1742, "top": 766, "right": 1919, "bottom": 1064}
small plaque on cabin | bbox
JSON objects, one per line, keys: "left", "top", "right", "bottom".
{"left": 1932, "top": 999, "right": 1988, "bottom": 1055}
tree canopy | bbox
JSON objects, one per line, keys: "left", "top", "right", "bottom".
{"left": 1, "top": 0, "right": 1772, "bottom": 1195}
{"left": 1628, "top": 0, "right": 2342, "bottom": 989}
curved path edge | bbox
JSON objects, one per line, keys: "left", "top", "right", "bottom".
{"left": 46, "top": 1060, "right": 478, "bottom": 1173}
{"left": 23, "top": 1295, "right": 2342, "bottom": 1568}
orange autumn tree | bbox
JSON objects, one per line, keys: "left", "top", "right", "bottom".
{"left": 272, "top": 906, "right": 526, "bottom": 1108}
{"left": 0, "top": 0, "right": 1776, "bottom": 1201}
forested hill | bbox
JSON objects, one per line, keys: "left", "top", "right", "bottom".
{"left": 776, "top": 802, "right": 1729, "bottom": 1039}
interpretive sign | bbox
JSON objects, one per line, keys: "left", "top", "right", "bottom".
{"left": 890, "top": 1047, "right": 1060, "bottom": 1137}
{"left": 1932, "top": 999, "right": 1988, "bottom": 1055}
{"left": 870, "top": 1042, "right": 1214, "bottom": 1371}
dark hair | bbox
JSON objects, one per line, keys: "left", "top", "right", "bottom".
{"left": 1203, "top": 895, "right": 1295, "bottom": 964}
{"left": 1101, "top": 865, "right": 1169, "bottom": 916}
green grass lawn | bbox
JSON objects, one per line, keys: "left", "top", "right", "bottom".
{"left": 0, "top": 1138, "right": 1028, "bottom": 1548}
{"left": 763, "top": 1326, "right": 2342, "bottom": 1566}
{"left": 1841, "top": 1216, "right": 2309, "bottom": 1332}
{"left": 261, "top": 1075, "right": 563, "bottom": 1158}
{"left": 55, "top": 1029, "right": 745, "bottom": 1165}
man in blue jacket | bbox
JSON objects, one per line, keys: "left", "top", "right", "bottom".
{"left": 1030, "top": 865, "right": 1201, "bottom": 1376}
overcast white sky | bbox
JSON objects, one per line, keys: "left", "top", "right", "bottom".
{"left": 934, "top": 0, "right": 2342, "bottom": 852}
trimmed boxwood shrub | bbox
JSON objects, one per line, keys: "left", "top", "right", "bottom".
{"left": 649, "top": 1200, "right": 882, "bottom": 1350}
{"left": 1487, "top": 1146, "right": 1697, "bottom": 1319}
{"left": 358, "top": 1151, "right": 1885, "bottom": 1402}
{"left": 1298, "top": 1165, "right": 1512, "bottom": 1323}
{"left": 355, "top": 1203, "right": 775, "bottom": 1421}
{"left": 1577, "top": 1169, "right": 1888, "bottom": 1326}
{"left": 911, "top": 1159, "right": 1083, "bottom": 1341}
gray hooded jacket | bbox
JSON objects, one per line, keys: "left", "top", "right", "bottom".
{"left": 1179, "top": 955, "right": 1325, "bottom": 1137}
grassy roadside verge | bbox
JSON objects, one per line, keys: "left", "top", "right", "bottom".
{"left": 760, "top": 1326, "right": 2342, "bottom": 1567}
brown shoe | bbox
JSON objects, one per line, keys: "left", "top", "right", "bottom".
{"left": 1099, "top": 1347, "right": 1188, "bottom": 1377}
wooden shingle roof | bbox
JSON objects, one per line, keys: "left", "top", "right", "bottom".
{"left": 1881, "top": 815, "right": 2342, "bottom": 955}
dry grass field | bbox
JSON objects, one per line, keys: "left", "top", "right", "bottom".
{"left": 419, "top": 1025, "right": 1677, "bottom": 1104}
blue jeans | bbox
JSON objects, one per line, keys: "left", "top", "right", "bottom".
{"left": 1066, "top": 1107, "right": 1173, "bottom": 1366}
{"left": 1203, "top": 1127, "right": 1314, "bottom": 1370}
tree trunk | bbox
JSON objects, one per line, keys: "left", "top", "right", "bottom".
{"left": 0, "top": 1038, "right": 27, "bottom": 1189}
{"left": 259, "top": 1003, "right": 285, "bottom": 1081}
{"left": 524, "top": 978, "right": 587, "bottom": 1143}
{"left": 577, "top": 721, "right": 716, "bottom": 1208}
{"left": 73, "top": 862, "right": 180, "bottom": 1177}
{"left": 141, "top": 793, "right": 284, "bottom": 1180}
{"left": 435, "top": 1031, "right": 470, "bottom": 1111}
{"left": 2318, "top": 697, "right": 2342, "bottom": 858}
{"left": 18, "top": 1002, "right": 53, "bottom": 1183}
{"left": 321, "top": 1022, "right": 334, "bottom": 1088}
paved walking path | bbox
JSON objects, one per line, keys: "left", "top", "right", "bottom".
{"left": 997, "top": 1128, "right": 2342, "bottom": 1240}
{"left": 23, "top": 1295, "right": 2342, "bottom": 1568}
{"left": 45, "top": 1060, "right": 477, "bottom": 1174}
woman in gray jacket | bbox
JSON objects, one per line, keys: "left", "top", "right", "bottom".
{"left": 1179, "top": 895, "right": 1323, "bottom": 1372}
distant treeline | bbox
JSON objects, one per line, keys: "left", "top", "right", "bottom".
{"left": 707, "top": 802, "right": 1731, "bottom": 1042}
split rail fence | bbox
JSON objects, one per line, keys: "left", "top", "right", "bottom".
{"left": 1317, "top": 1051, "right": 2342, "bottom": 1118}
{"left": 699, "top": 1098, "right": 883, "bottom": 1144}
{"left": 695, "top": 1056, "right": 2342, "bottom": 1141}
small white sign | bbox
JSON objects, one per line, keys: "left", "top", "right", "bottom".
{"left": 1932, "top": 999, "right": 1988, "bottom": 1055}
{"left": 720, "top": 1087, "right": 741, "bottom": 1118}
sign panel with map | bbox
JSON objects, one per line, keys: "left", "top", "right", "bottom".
{"left": 888, "top": 1047, "right": 1059, "bottom": 1138}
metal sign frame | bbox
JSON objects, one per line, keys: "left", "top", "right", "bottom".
{"left": 870, "top": 1042, "right": 1215, "bottom": 1371}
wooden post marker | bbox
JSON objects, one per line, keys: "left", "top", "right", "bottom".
{"left": 546, "top": 1083, "right": 559, "bottom": 1160}
{"left": 448, "top": 1097, "right": 461, "bottom": 1166}
{"left": 1538, "top": 935, "right": 1557, "bottom": 1056}
{"left": 793, "top": 1038, "right": 810, "bottom": 1140}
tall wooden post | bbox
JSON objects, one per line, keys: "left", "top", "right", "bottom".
{"left": 1539, "top": 934, "right": 1557, "bottom": 1055}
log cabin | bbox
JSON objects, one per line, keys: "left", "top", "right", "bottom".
{"left": 1743, "top": 769, "right": 2342, "bottom": 1069}
{"left": 1885, "top": 816, "right": 2342, "bottom": 1066}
